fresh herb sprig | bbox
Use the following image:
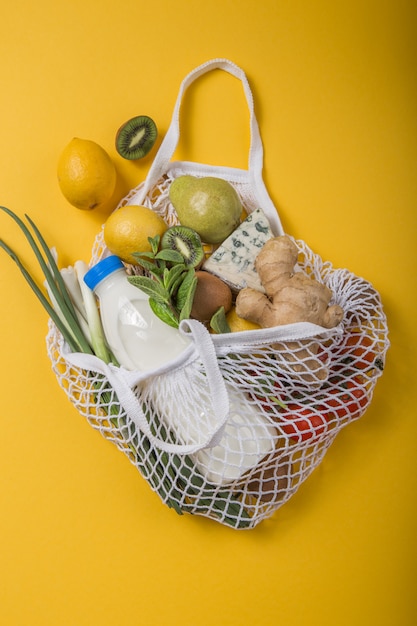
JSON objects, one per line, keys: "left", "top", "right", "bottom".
{"left": 129, "top": 235, "right": 232, "bottom": 333}
{"left": 128, "top": 235, "right": 197, "bottom": 329}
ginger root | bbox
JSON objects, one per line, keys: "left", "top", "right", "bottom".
{"left": 235, "top": 235, "right": 344, "bottom": 381}
{"left": 236, "top": 235, "right": 343, "bottom": 328}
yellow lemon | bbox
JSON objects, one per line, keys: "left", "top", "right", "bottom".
{"left": 226, "top": 306, "right": 261, "bottom": 332}
{"left": 104, "top": 205, "right": 168, "bottom": 264}
{"left": 57, "top": 138, "right": 117, "bottom": 210}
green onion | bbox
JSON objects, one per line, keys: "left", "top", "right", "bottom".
{"left": 74, "top": 260, "right": 115, "bottom": 365}
{"left": 60, "top": 264, "right": 88, "bottom": 321}
{"left": 0, "top": 206, "right": 253, "bottom": 528}
{"left": 0, "top": 237, "right": 85, "bottom": 354}
{"left": 0, "top": 206, "right": 93, "bottom": 354}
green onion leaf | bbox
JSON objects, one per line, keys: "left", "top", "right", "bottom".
{"left": 0, "top": 206, "right": 92, "bottom": 354}
{"left": 0, "top": 239, "right": 85, "bottom": 353}
{"left": 24, "top": 213, "right": 79, "bottom": 319}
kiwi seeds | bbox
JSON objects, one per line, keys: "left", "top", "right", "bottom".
{"left": 115, "top": 115, "right": 157, "bottom": 160}
{"left": 160, "top": 225, "right": 204, "bottom": 268}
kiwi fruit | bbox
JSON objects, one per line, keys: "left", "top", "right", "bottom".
{"left": 190, "top": 271, "right": 233, "bottom": 322}
{"left": 160, "top": 225, "right": 204, "bottom": 267}
{"left": 115, "top": 115, "right": 157, "bottom": 160}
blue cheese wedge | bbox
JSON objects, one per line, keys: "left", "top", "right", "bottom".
{"left": 202, "top": 208, "right": 273, "bottom": 293}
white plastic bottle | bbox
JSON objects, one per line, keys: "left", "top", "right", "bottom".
{"left": 84, "top": 255, "right": 190, "bottom": 371}
{"left": 148, "top": 381, "right": 278, "bottom": 485}
{"left": 84, "top": 255, "right": 277, "bottom": 485}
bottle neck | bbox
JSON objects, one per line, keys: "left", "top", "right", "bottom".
{"left": 93, "top": 268, "right": 127, "bottom": 296}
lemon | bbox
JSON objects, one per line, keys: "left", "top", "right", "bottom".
{"left": 104, "top": 205, "right": 168, "bottom": 264}
{"left": 57, "top": 138, "right": 117, "bottom": 210}
{"left": 226, "top": 306, "right": 261, "bottom": 332}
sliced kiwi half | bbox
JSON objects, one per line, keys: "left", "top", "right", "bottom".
{"left": 115, "top": 115, "right": 157, "bottom": 160}
{"left": 160, "top": 225, "right": 204, "bottom": 267}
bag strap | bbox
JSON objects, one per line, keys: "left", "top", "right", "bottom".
{"left": 137, "top": 58, "right": 283, "bottom": 235}
{"left": 63, "top": 319, "right": 230, "bottom": 455}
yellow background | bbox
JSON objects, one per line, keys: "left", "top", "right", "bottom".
{"left": 0, "top": 1, "right": 415, "bottom": 625}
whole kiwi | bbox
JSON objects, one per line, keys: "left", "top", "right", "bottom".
{"left": 191, "top": 271, "right": 233, "bottom": 322}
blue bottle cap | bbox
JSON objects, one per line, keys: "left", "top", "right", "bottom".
{"left": 84, "top": 255, "right": 125, "bottom": 290}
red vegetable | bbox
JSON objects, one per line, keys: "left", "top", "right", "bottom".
{"left": 326, "top": 376, "right": 369, "bottom": 420}
{"left": 248, "top": 336, "right": 375, "bottom": 444}
{"left": 339, "top": 333, "right": 381, "bottom": 371}
{"left": 280, "top": 403, "right": 328, "bottom": 442}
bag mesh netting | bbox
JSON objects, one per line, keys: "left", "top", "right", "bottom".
{"left": 46, "top": 59, "right": 389, "bottom": 529}
{"left": 46, "top": 174, "right": 389, "bottom": 530}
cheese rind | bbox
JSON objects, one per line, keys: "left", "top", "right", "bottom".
{"left": 202, "top": 208, "right": 273, "bottom": 293}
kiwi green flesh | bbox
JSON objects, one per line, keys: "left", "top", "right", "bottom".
{"left": 161, "top": 226, "right": 204, "bottom": 267}
{"left": 116, "top": 115, "right": 157, "bottom": 160}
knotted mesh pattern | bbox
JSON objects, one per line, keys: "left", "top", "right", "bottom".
{"left": 47, "top": 174, "right": 389, "bottom": 529}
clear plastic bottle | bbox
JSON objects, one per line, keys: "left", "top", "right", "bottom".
{"left": 84, "top": 255, "right": 190, "bottom": 371}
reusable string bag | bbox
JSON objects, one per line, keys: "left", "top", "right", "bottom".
{"left": 46, "top": 59, "right": 389, "bottom": 530}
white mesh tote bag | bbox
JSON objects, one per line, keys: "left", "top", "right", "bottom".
{"left": 47, "top": 59, "right": 389, "bottom": 530}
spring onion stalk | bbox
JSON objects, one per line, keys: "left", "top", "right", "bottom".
{"left": 59, "top": 265, "right": 93, "bottom": 345}
{"left": 41, "top": 248, "right": 94, "bottom": 347}
{"left": 24, "top": 213, "right": 84, "bottom": 324}
{"left": 43, "top": 247, "right": 91, "bottom": 343}
{"left": 0, "top": 206, "right": 252, "bottom": 528}
{"left": 60, "top": 265, "right": 88, "bottom": 321}
{"left": 0, "top": 237, "right": 87, "bottom": 354}
{"left": 43, "top": 275, "right": 93, "bottom": 347}
{"left": 74, "top": 260, "right": 115, "bottom": 365}
{"left": 0, "top": 206, "right": 93, "bottom": 354}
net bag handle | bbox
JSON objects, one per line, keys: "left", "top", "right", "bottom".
{"left": 136, "top": 58, "right": 283, "bottom": 235}
{"left": 63, "top": 319, "right": 230, "bottom": 455}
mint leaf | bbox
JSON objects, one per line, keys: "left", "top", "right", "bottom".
{"left": 149, "top": 298, "right": 179, "bottom": 328}
{"left": 155, "top": 249, "right": 184, "bottom": 264}
{"left": 165, "top": 263, "right": 187, "bottom": 293}
{"left": 148, "top": 235, "right": 161, "bottom": 255}
{"left": 128, "top": 275, "right": 169, "bottom": 303}
{"left": 179, "top": 274, "right": 197, "bottom": 321}
{"left": 210, "top": 306, "right": 231, "bottom": 334}
{"left": 130, "top": 255, "right": 159, "bottom": 274}
{"left": 177, "top": 268, "right": 196, "bottom": 311}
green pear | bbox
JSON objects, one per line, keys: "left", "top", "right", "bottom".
{"left": 169, "top": 176, "right": 242, "bottom": 244}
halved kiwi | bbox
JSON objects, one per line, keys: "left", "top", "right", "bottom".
{"left": 160, "top": 225, "right": 204, "bottom": 267}
{"left": 115, "top": 115, "right": 157, "bottom": 160}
